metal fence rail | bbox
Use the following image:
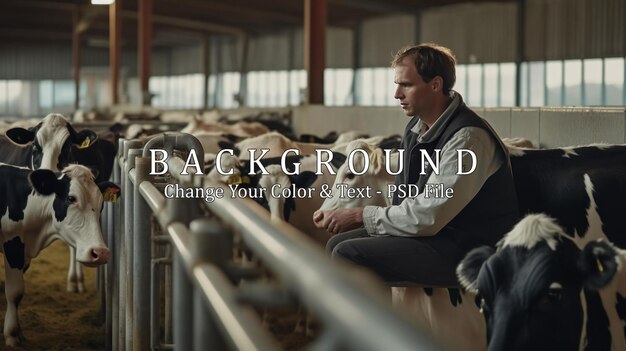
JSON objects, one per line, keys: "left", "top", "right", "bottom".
{"left": 106, "top": 132, "right": 443, "bottom": 351}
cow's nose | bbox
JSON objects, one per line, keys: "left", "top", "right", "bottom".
{"left": 90, "top": 247, "right": 110, "bottom": 264}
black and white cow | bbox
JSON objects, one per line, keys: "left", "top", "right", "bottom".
{"left": 0, "top": 113, "right": 97, "bottom": 171}
{"left": 509, "top": 144, "right": 626, "bottom": 248}
{"left": 457, "top": 214, "right": 626, "bottom": 351}
{"left": 0, "top": 113, "right": 111, "bottom": 293}
{"left": 0, "top": 163, "right": 120, "bottom": 346}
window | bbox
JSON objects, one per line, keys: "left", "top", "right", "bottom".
{"left": 289, "top": 70, "right": 306, "bottom": 106}
{"left": 500, "top": 63, "right": 516, "bottom": 107}
{"left": 529, "top": 62, "right": 545, "bottom": 107}
{"left": 455, "top": 65, "right": 467, "bottom": 100}
{"left": 583, "top": 59, "right": 602, "bottom": 106}
{"left": 545, "top": 61, "right": 563, "bottom": 106}
{"left": 483, "top": 64, "right": 499, "bottom": 107}
{"left": 466, "top": 64, "right": 482, "bottom": 107}
{"left": 605, "top": 58, "right": 624, "bottom": 106}
{"left": 358, "top": 69, "right": 374, "bottom": 106}
{"left": 564, "top": 60, "right": 582, "bottom": 106}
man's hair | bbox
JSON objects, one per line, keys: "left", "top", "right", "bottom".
{"left": 391, "top": 43, "right": 456, "bottom": 95}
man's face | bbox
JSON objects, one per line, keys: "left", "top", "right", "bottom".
{"left": 393, "top": 57, "right": 433, "bottom": 117}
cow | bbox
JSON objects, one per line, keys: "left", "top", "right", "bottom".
{"left": 0, "top": 164, "right": 120, "bottom": 346}
{"left": 457, "top": 214, "right": 626, "bottom": 351}
{"left": 0, "top": 113, "right": 96, "bottom": 172}
{"left": 501, "top": 137, "right": 536, "bottom": 149}
{"left": 0, "top": 113, "right": 113, "bottom": 293}
{"left": 180, "top": 115, "right": 270, "bottom": 137}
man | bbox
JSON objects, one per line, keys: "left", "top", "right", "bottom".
{"left": 313, "top": 43, "right": 519, "bottom": 286}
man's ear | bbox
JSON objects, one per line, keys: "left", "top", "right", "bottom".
{"left": 431, "top": 76, "right": 444, "bottom": 93}
{"left": 578, "top": 240, "right": 620, "bottom": 291}
{"left": 456, "top": 246, "right": 496, "bottom": 293}
{"left": 6, "top": 128, "right": 36, "bottom": 145}
{"left": 29, "top": 169, "right": 60, "bottom": 196}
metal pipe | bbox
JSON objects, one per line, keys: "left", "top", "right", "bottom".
{"left": 197, "top": 180, "right": 441, "bottom": 351}
{"left": 187, "top": 218, "right": 278, "bottom": 351}
{"left": 173, "top": 251, "right": 193, "bottom": 351}
{"left": 151, "top": 256, "right": 162, "bottom": 350}
{"left": 141, "top": 132, "right": 205, "bottom": 171}
{"left": 133, "top": 156, "right": 152, "bottom": 351}
{"left": 125, "top": 146, "right": 143, "bottom": 351}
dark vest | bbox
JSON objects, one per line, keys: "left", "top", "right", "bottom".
{"left": 393, "top": 102, "right": 519, "bottom": 254}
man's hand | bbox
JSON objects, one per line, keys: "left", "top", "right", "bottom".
{"left": 313, "top": 208, "right": 364, "bottom": 235}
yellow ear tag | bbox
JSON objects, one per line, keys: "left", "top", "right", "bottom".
{"left": 227, "top": 174, "right": 242, "bottom": 185}
{"left": 596, "top": 258, "right": 604, "bottom": 273}
{"left": 80, "top": 137, "right": 91, "bottom": 149}
{"left": 103, "top": 188, "right": 120, "bottom": 203}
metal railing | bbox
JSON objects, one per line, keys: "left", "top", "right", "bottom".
{"left": 104, "top": 132, "right": 443, "bottom": 351}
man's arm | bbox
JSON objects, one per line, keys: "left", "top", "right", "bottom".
{"left": 363, "top": 127, "right": 503, "bottom": 237}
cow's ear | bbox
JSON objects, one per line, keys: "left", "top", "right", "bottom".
{"left": 87, "top": 166, "right": 100, "bottom": 180}
{"left": 456, "top": 246, "right": 495, "bottom": 293}
{"left": 331, "top": 152, "right": 347, "bottom": 169}
{"left": 6, "top": 128, "right": 36, "bottom": 145}
{"left": 73, "top": 129, "right": 98, "bottom": 149}
{"left": 98, "top": 181, "right": 121, "bottom": 203}
{"left": 292, "top": 171, "right": 317, "bottom": 189}
{"left": 29, "top": 169, "right": 59, "bottom": 196}
{"left": 578, "top": 240, "right": 619, "bottom": 290}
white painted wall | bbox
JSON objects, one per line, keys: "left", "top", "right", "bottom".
{"left": 284, "top": 106, "right": 626, "bottom": 148}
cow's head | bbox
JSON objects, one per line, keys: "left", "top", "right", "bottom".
{"left": 6, "top": 113, "right": 97, "bottom": 171}
{"left": 29, "top": 165, "right": 120, "bottom": 267}
{"left": 456, "top": 214, "right": 621, "bottom": 351}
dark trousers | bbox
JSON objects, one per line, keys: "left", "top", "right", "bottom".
{"left": 326, "top": 228, "right": 465, "bottom": 287}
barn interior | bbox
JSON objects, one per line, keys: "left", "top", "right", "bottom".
{"left": 0, "top": 0, "right": 625, "bottom": 350}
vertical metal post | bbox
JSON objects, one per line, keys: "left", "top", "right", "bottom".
{"left": 173, "top": 252, "right": 192, "bottom": 351}
{"left": 125, "top": 146, "right": 143, "bottom": 351}
{"left": 133, "top": 156, "right": 152, "bottom": 351}
{"left": 151, "top": 256, "right": 162, "bottom": 349}
{"left": 106, "top": 140, "right": 123, "bottom": 351}
{"left": 190, "top": 219, "right": 231, "bottom": 351}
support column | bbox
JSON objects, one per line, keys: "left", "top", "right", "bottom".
{"left": 203, "top": 35, "right": 210, "bottom": 109}
{"left": 139, "top": 0, "right": 153, "bottom": 106}
{"left": 72, "top": 6, "right": 81, "bottom": 111}
{"left": 304, "top": 0, "right": 326, "bottom": 105}
{"left": 109, "top": 0, "right": 122, "bottom": 105}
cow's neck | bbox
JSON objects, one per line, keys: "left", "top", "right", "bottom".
{"left": 21, "top": 195, "right": 60, "bottom": 257}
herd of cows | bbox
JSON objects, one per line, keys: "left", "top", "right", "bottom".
{"left": 0, "top": 111, "right": 624, "bottom": 350}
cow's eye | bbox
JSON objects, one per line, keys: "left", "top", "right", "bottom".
{"left": 67, "top": 196, "right": 77, "bottom": 204}
{"left": 537, "top": 284, "right": 563, "bottom": 307}
{"left": 546, "top": 287, "right": 562, "bottom": 302}
{"left": 345, "top": 173, "right": 355, "bottom": 180}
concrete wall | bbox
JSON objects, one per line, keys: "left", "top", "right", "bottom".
{"left": 286, "top": 106, "right": 626, "bottom": 148}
